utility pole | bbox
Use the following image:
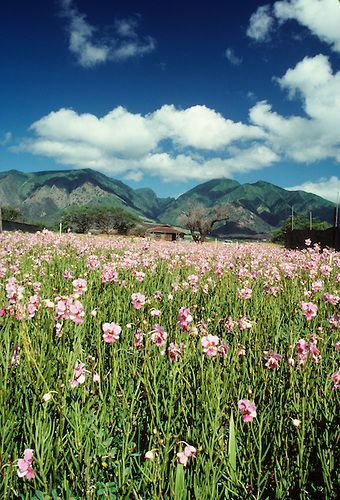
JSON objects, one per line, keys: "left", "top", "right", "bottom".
{"left": 0, "top": 206, "right": 2, "bottom": 233}
{"left": 310, "top": 211, "right": 312, "bottom": 231}
{"left": 291, "top": 206, "right": 294, "bottom": 231}
{"left": 336, "top": 192, "right": 339, "bottom": 228}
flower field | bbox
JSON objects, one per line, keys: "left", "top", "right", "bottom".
{"left": 0, "top": 230, "right": 339, "bottom": 499}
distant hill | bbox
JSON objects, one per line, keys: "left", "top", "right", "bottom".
{"left": 159, "top": 178, "right": 334, "bottom": 239}
{"left": 0, "top": 168, "right": 334, "bottom": 239}
{"left": 0, "top": 169, "right": 172, "bottom": 222}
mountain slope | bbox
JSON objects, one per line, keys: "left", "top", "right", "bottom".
{"left": 0, "top": 169, "right": 334, "bottom": 238}
{"left": 0, "top": 169, "right": 171, "bottom": 222}
{"left": 159, "top": 178, "right": 334, "bottom": 237}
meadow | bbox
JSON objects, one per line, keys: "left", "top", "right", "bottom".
{"left": 0, "top": 230, "right": 339, "bottom": 499}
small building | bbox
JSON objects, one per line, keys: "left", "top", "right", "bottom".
{"left": 1, "top": 220, "right": 42, "bottom": 233}
{"left": 145, "top": 224, "right": 185, "bottom": 241}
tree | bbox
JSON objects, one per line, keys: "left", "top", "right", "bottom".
{"left": 61, "top": 206, "right": 93, "bottom": 233}
{"left": 92, "top": 206, "right": 138, "bottom": 234}
{"left": 0, "top": 206, "right": 22, "bottom": 221}
{"left": 272, "top": 215, "right": 330, "bottom": 243}
{"left": 177, "top": 203, "right": 231, "bottom": 243}
{"left": 60, "top": 205, "right": 138, "bottom": 234}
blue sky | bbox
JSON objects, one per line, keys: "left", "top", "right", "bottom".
{"left": 0, "top": 0, "right": 340, "bottom": 200}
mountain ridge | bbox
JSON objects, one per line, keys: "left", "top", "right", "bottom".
{"left": 0, "top": 168, "right": 334, "bottom": 238}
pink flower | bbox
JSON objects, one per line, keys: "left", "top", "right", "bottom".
{"left": 154, "top": 290, "right": 163, "bottom": 301}
{"left": 238, "top": 346, "right": 246, "bottom": 357}
{"left": 11, "top": 345, "right": 21, "bottom": 367}
{"left": 134, "top": 329, "right": 143, "bottom": 348}
{"left": 151, "top": 324, "right": 168, "bottom": 347}
{"left": 131, "top": 292, "right": 146, "bottom": 310}
{"left": 134, "top": 271, "right": 145, "bottom": 282}
{"left": 87, "top": 255, "right": 100, "bottom": 270}
{"left": 331, "top": 370, "right": 340, "bottom": 390}
{"left": 264, "top": 350, "right": 282, "bottom": 370}
{"left": 324, "top": 293, "right": 340, "bottom": 306}
{"left": 226, "top": 316, "right": 234, "bottom": 333}
{"left": 238, "top": 399, "right": 257, "bottom": 422}
{"left": 168, "top": 342, "right": 184, "bottom": 362}
{"left": 300, "top": 301, "right": 318, "bottom": 321}
{"left": 68, "top": 300, "right": 85, "bottom": 324}
{"left": 311, "top": 279, "right": 323, "bottom": 293}
{"left": 320, "top": 264, "right": 331, "bottom": 277}
{"left": 177, "top": 444, "right": 196, "bottom": 466}
{"left": 184, "top": 445, "right": 196, "bottom": 457}
{"left": 238, "top": 316, "right": 252, "bottom": 331}
{"left": 27, "top": 295, "right": 40, "bottom": 319}
{"left": 296, "top": 338, "right": 309, "bottom": 366}
{"left": 17, "top": 449, "right": 35, "bottom": 480}
{"left": 201, "top": 334, "right": 220, "bottom": 357}
{"left": 70, "top": 362, "right": 86, "bottom": 388}
{"left": 328, "top": 314, "right": 340, "bottom": 330}
{"left": 218, "top": 340, "right": 229, "bottom": 358}
{"left": 102, "top": 266, "right": 118, "bottom": 283}
{"left": 176, "top": 452, "right": 188, "bottom": 466}
{"left": 309, "top": 342, "right": 320, "bottom": 363}
{"left": 237, "top": 287, "right": 252, "bottom": 300}
{"left": 55, "top": 322, "right": 63, "bottom": 337}
{"left": 72, "top": 278, "right": 87, "bottom": 296}
{"left": 102, "top": 322, "right": 121, "bottom": 343}
{"left": 93, "top": 372, "right": 100, "bottom": 383}
{"left": 177, "top": 307, "right": 193, "bottom": 332}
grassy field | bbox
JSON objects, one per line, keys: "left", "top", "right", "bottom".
{"left": 0, "top": 230, "right": 339, "bottom": 499}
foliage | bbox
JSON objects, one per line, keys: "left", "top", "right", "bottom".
{"left": 60, "top": 205, "right": 139, "bottom": 234}
{"left": 0, "top": 205, "right": 22, "bottom": 221}
{"left": 0, "top": 232, "right": 339, "bottom": 498}
{"left": 272, "top": 215, "right": 331, "bottom": 243}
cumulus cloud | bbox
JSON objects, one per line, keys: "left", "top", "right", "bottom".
{"left": 246, "top": 5, "right": 275, "bottom": 41}
{"left": 14, "top": 54, "right": 340, "bottom": 183}
{"left": 59, "top": 0, "right": 155, "bottom": 67}
{"left": 247, "top": 0, "right": 340, "bottom": 53}
{"left": 250, "top": 55, "right": 340, "bottom": 162}
{"left": 286, "top": 176, "right": 340, "bottom": 203}
{"left": 15, "top": 104, "right": 272, "bottom": 182}
{"left": 274, "top": 0, "right": 340, "bottom": 53}
{"left": 224, "top": 48, "right": 242, "bottom": 66}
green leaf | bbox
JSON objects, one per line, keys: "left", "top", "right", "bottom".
{"left": 228, "top": 411, "right": 237, "bottom": 476}
{"left": 174, "top": 463, "right": 187, "bottom": 500}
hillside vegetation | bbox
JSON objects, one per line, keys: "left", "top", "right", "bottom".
{"left": 0, "top": 169, "right": 334, "bottom": 239}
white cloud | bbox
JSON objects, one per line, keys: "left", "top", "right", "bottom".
{"left": 247, "top": 5, "right": 275, "bottom": 41}
{"left": 14, "top": 55, "right": 340, "bottom": 183}
{"left": 29, "top": 107, "right": 158, "bottom": 158}
{"left": 247, "top": 0, "right": 340, "bottom": 53}
{"left": 224, "top": 48, "right": 242, "bottom": 66}
{"left": 15, "top": 104, "right": 273, "bottom": 182}
{"left": 151, "top": 105, "right": 264, "bottom": 150}
{"left": 274, "top": 0, "right": 340, "bottom": 53}
{"left": 0, "top": 131, "right": 12, "bottom": 146}
{"left": 60, "top": 0, "right": 155, "bottom": 67}
{"left": 250, "top": 55, "right": 340, "bottom": 162}
{"left": 286, "top": 176, "right": 340, "bottom": 203}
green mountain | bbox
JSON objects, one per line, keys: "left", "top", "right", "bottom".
{"left": 0, "top": 169, "right": 335, "bottom": 238}
{"left": 0, "top": 168, "right": 171, "bottom": 222}
{"left": 159, "top": 178, "right": 334, "bottom": 238}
